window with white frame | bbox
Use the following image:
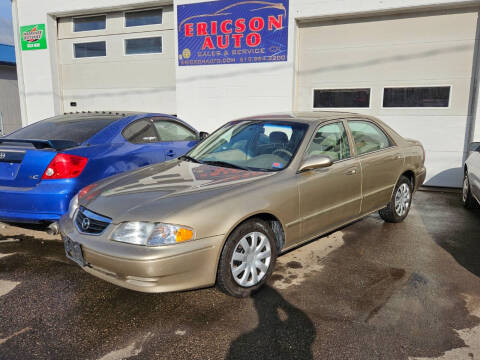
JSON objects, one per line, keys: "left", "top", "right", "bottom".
{"left": 125, "top": 9, "right": 163, "bottom": 27}
{"left": 74, "top": 41, "right": 106, "bottom": 58}
{"left": 73, "top": 15, "right": 106, "bottom": 32}
{"left": 125, "top": 37, "right": 162, "bottom": 55}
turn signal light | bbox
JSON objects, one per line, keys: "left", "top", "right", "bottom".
{"left": 176, "top": 228, "right": 194, "bottom": 243}
{"left": 42, "top": 154, "right": 88, "bottom": 180}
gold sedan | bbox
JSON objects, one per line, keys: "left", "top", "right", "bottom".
{"left": 59, "top": 112, "right": 426, "bottom": 297}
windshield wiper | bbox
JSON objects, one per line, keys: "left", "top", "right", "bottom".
{"left": 202, "top": 160, "right": 250, "bottom": 171}
{"left": 179, "top": 155, "right": 204, "bottom": 164}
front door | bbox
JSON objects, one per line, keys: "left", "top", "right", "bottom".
{"left": 298, "top": 121, "right": 362, "bottom": 242}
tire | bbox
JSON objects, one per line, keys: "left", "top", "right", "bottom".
{"left": 379, "top": 175, "right": 413, "bottom": 223}
{"left": 462, "top": 171, "right": 477, "bottom": 209}
{"left": 217, "top": 219, "right": 278, "bottom": 298}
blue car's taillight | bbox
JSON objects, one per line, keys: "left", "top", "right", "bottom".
{"left": 42, "top": 154, "right": 88, "bottom": 180}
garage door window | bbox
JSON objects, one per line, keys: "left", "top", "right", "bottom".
{"left": 74, "top": 42, "right": 106, "bottom": 58}
{"left": 383, "top": 86, "right": 451, "bottom": 107}
{"left": 125, "top": 37, "right": 162, "bottom": 55}
{"left": 73, "top": 15, "right": 106, "bottom": 32}
{"left": 313, "top": 89, "right": 370, "bottom": 108}
{"left": 125, "top": 9, "right": 163, "bottom": 27}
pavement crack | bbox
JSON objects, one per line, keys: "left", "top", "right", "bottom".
{"left": 0, "top": 327, "right": 32, "bottom": 345}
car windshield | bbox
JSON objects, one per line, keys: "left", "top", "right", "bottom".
{"left": 6, "top": 115, "right": 121, "bottom": 144}
{"left": 186, "top": 121, "right": 308, "bottom": 172}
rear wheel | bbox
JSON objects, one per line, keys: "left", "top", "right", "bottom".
{"left": 379, "top": 176, "right": 413, "bottom": 223}
{"left": 217, "top": 219, "right": 277, "bottom": 298}
{"left": 462, "top": 171, "right": 477, "bottom": 209}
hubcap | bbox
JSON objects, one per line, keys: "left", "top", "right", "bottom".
{"left": 230, "top": 232, "right": 272, "bottom": 287}
{"left": 395, "top": 183, "right": 411, "bottom": 217}
{"left": 463, "top": 175, "right": 469, "bottom": 202}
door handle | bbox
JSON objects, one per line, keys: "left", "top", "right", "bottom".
{"left": 345, "top": 168, "right": 357, "bottom": 175}
{"left": 166, "top": 150, "right": 176, "bottom": 157}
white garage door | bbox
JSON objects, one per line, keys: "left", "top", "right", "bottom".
{"left": 57, "top": 7, "right": 176, "bottom": 115}
{"left": 296, "top": 9, "right": 479, "bottom": 187}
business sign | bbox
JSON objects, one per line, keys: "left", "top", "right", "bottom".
{"left": 177, "top": 0, "right": 288, "bottom": 66}
{"left": 20, "top": 24, "right": 47, "bottom": 51}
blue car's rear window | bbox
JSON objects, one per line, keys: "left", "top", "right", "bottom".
{"left": 7, "top": 115, "right": 121, "bottom": 145}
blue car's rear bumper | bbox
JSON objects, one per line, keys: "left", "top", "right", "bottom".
{"left": 0, "top": 180, "right": 79, "bottom": 223}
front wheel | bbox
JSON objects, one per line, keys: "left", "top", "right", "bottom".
{"left": 462, "top": 171, "right": 477, "bottom": 209}
{"left": 216, "top": 219, "right": 278, "bottom": 298}
{"left": 379, "top": 176, "right": 413, "bottom": 223}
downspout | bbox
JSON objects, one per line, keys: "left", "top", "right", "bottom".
{"left": 10, "top": 0, "right": 28, "bottom": 127}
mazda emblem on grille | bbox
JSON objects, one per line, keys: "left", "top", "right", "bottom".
{"left": 81, "top": 218, "right": 91, "bottom": 231}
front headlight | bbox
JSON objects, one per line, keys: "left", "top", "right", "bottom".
{"left": 111, "top": 222, "right": 194, "bottom": 246}
{"left": 68, "top": 194, "right": 79, "bottom": 219}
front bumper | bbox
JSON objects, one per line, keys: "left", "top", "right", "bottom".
{"left": 59, "top": 215, "right": 224, "bottom": 293}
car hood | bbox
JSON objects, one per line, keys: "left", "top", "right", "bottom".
{"left": 80, "top": 159, "right": 274, "bottom": 222}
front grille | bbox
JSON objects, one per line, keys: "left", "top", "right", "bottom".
{"left": 75, "top": 206, "right": 111, "bottom": 235}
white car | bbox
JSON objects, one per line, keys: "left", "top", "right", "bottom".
{"left": 463, "top": 142, "right": 480, "bottom": 209}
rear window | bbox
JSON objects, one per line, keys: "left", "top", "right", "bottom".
{"left": 7, "top": 115, "right": 120, "bottom": 145}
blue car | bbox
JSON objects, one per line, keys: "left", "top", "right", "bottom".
{"left": 0, "top": 112, "right": 201, "bottom": 226}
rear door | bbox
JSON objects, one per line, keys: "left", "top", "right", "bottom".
{"left": 151, "top": 118, "right": 199, "bottom": 159}
{"left": 347, "top": 120, "right": 404, "bottom": 214}
{"left": 298, "top": 121, "right": 362, "bottom": 241}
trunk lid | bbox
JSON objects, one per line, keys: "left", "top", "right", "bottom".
{"left": 0, "top": 142, "right": 57, "bottom": 187}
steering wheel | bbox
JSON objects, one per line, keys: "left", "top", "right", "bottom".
{"left": 272, "top": 148, "right": 293, "bottom": 160}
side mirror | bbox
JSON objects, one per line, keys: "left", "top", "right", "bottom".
{"left": 298, "top": 155, "right": 333, "bottom": 172}
{"left": 199, "top": 131, "right": 209, "bottom": 140}
{"left": 469, "top": 142, "right": 480, "bottom": 152}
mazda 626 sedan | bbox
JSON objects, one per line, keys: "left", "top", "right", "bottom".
{"left": 59, "top": 112, "right": 426, "bottom": 297}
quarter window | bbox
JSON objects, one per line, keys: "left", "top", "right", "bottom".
{"left": 73, "top": 15, "right": 106, "bottom": 32}
{"left": 314, "top": 89, "right": 370, "bottom": 108}
{"left": 153, "top": 120, "right": 196, "bottom": 141}
{"left": 383, "top": 86, "right": 450, "bottom": 107}
{"left": 74, "top": 41, "right": 106, "bottom": 58}
{"left": 122, "top": 120, "right": 158, "bottom": 144}
{"left": 306, "top": 122, "right": 351, "bottom": 162}
{"left": 125, "top": 9, "right": 163, "bottom": 27}
{"left": 348, "top": 121, "right": 392, "bottom": 155}
{"left": 125, "top": 37, "right": 162, "bottom": 55}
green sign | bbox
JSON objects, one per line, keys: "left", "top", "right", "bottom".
{"left": 20, "top": 24, "right": 47, "bottom": 51}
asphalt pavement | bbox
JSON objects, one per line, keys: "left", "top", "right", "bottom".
{"left": 0, "top": 190, "right": 479, "bottom": 360}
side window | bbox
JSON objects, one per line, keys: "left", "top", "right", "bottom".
{"left": 305, "top": 122, "right": 351, "bottom": 162}
{"left": 348, "top": 121, "right": 392, "bottom": 155}
{"left": 153, "top": 120, "right": 197, "bottom": 141}
{"left": 122, "top": 120, "right": 158, "bottom": 144}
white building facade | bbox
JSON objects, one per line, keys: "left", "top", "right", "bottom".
{"left": 11, "top": 0, "right": 480, "bottom": 187}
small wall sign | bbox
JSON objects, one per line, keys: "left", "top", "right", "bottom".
{"left": 20, "top": 24, "right": 47, "bottom": 51}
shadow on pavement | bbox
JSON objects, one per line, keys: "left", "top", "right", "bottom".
{"left": 417, "top": 191, "right": 480, "bottom": 277}
{"left": 226, "top": 285, "right": 315, "bottom": 360}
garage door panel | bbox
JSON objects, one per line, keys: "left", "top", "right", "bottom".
{"left": 299, "top": 10, "right": 478, "bottom": 49}
{"left": 298, "top": 40, "right": 475, "bottom": 81}
{"left": 61, "top": 59, "right": 174, "bottom": 89}
{"left": 62, "top": 87, "right": 176, "bottom": 114}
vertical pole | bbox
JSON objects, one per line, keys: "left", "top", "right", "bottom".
{"left": 0, "top": 112, "right": 4, "bottom": 136}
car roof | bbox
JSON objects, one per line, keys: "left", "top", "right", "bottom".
{"left": 239, "top": 111, "right": 369, "bottom": 124}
